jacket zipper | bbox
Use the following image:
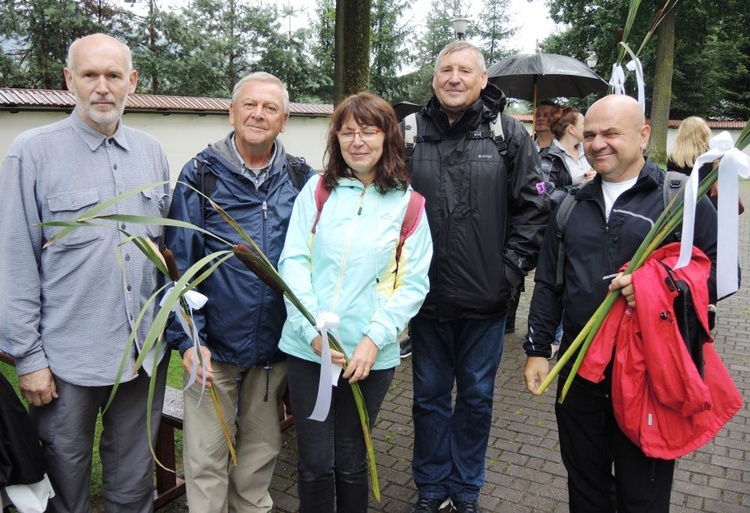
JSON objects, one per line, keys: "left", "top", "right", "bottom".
{"left": 330, "top": 187, "right": 367, "bottom": 310}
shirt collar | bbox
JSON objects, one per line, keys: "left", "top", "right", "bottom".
{"left": 231, "top": 135, "right": 276, "bottom": 173}
{"left": 70, "top": 110, "right": 130, "bottom": 152}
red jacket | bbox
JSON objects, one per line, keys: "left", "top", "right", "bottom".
{"left": 578, "top": 243, "right": 743, "bottom": 459}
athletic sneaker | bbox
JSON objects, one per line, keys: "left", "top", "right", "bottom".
{"left": 410, "top": 497, "right": 449, "bottom": 513}
{"left": 400, "top": 337, "right": 412, "bottom": 359}
{"left": 453, "top": 499, "right": 482, "bottom": 513}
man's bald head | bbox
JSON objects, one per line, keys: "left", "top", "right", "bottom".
{"left": 588, "top": 94, "right": 645, "bottom": 132}
{"left": 583, "top": 94, "right": 651, "bottom": 183}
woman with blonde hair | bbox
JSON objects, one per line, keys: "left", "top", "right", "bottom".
{"left": 667, "top": 116, "right": 712, "bottom": 176}
{"left": 668, "top": 116, "right": 743, "bottom": 213}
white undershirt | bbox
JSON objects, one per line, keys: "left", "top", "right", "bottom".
{"left": 552, "top": 139, "right": 589, "bottom": 184}
{"left": 601, "top": 177, "right": 638, "bottom": 221}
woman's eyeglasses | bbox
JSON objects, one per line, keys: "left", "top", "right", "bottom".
{"left": 336, "top": 128, "right": 383, "bottom": 142}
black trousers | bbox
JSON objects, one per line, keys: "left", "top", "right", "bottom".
{"left": 287, "top": 355, "right": 394, "bottom": 513}
{"left": 555, "top": 374, "right": 675, "bottom": 513}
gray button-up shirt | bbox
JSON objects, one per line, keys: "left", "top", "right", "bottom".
{"left": 0, "top": 111, "right": 170, "bottom": 386}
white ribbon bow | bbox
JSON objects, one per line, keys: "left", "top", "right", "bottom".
{"left": 308, "top": 312, "right": 344, "bottom": 422}
{"left": 610, "top": 60, "right": 646, "bottom": 114}
{"left": 609, "top": 64, "right": 626, "bottom": 95}
{"left": 675, "top": 131, "right": 750, "bottom": 298}
{"left": 161, "top": 287, "right": 208, "bottom": 391}
{"left": 626, "top": 58, "right": 645, "bottom": 113}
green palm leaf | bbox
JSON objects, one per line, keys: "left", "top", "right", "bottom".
{"left": 39, "top": 181, "right": 382, "bottom": 499}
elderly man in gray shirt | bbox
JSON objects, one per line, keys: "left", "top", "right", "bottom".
{"left": 0, "top": 33, "right": 170, "bottom": 513}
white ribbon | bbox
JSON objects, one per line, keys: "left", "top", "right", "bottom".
{"left": 675, "top": 131, "right": 750, "bottom": 298}
{"left": 308, "top": 311, "right": 344, "bottom": 422}
{"left": 609, "top": 64, "right": 626, "bottom": 95}
{"left": 609, "top": 60, "right": 645, "bottom": 113}
{"left": 161, "top": 287, "right": 208, "bottom": 391}
{"left": 626, "top": 59, "right": 646, "bottom": 113}
{"left": 3, "top": 474, "right": 55, "bottom": 513}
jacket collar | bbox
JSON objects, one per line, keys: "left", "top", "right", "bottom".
{"left": 576, "top": 158, "right": 661, "bottom": 201}
{"left": 206, "top": 132, "right": 286, "bottom": 177}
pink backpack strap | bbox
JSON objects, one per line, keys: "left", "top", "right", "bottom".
{"left": 395, "top": 191, "right": 425, "bottom": 263}
{"left": 311, "top": 178, "right": 331, "bottom": 235}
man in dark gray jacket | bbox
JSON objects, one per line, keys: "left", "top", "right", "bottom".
{"left": 408, "top": 41, "right": 550, "bottom": 513}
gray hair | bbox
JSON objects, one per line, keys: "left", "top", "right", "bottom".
{"left": 232, "top": 72, "right": 290, "bottom": 114}
{"left": 434, "top": 41, "right": 486, "bottom": 75}
{"left": 66, "top": 34, "right": 133, "bottom": 73}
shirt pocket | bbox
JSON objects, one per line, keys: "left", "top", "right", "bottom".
{"left": 46, "top": 189, "right": 103, "bottom": 248}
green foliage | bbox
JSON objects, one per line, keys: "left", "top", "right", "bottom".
{"left": 477, "top": 0, "right": 519, "bottom": 66}
{"left": 543, "top": 0, "right": 750, "bottom": 120}
{"left": 0, "top": 0, "right": 111, "bottom": 89}
{"left": 308, "top": 0, "right": 336, "bottom": 103}
{"left": 369, "top": 0, "right": 411, "bottom": 102}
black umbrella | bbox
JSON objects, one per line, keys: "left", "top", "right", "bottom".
{"left": 487, "top": 53, "right": 608, "bottom": 132}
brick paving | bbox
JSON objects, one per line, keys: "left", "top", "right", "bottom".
{"left": 163, "top": 181, "right": 750, "bottom": 512}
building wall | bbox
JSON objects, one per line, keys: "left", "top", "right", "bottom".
{"left": 0, "top": 110, "right": 330, "bottom": 181}
{"left": 1, "top": 110, "right": 746, "bottom": 181}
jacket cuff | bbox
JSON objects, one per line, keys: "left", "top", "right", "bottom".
{"left": 303, "top": 325, "right": 321, "bottom": 347}
{"left": 177, "top": 338, "right": 199, "bottom": 357}
{"left": 523, "top": 338, "right": 553, "bottom": 358}
{"left": 363, "top": 323, "right": 392, "bottom": 350}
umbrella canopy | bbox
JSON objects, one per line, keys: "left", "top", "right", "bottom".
{"left": 488, "top": 53, "right": 608, "bottom": 101}
{"left": 488, "top": 53, "right": 609, "bottom": 135}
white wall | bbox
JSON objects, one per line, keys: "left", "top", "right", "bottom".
{"left": 2, "top": 111, "right": 745, "bottom": 180}
{"left": 0, "top": 110, "right": 330, "bottom": 181}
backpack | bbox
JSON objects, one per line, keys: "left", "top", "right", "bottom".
{"left": 553, "top": 170, "right": 688, "bottom": 289}
{"left": 310, "top": 178, "right": 425, "bottom": 271}
{"left": 402, "top": 112, "right": 508, "bottom": 163}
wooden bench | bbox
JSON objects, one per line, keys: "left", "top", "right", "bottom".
{"left": 0, "top": 353, "right": 294, "bottom": 510}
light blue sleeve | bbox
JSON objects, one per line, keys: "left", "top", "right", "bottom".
{"left": 364, "top": 199, "right": 433, "bottom": 349}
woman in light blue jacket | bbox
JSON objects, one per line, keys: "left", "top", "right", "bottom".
{"left": 278, "top": 92, "right": 433, "bottom": 512}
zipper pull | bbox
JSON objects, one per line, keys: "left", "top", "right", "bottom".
{"left": 358, "top": 188, "right": 365, "bottom": 215}
{"left": 262, "top": 200, "right": 268, "bottom": 220}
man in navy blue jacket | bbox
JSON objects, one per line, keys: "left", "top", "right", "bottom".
{"left": 165, "top": 72, "right": 313, "bottom": 513}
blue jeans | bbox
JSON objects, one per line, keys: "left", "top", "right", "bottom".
{"left": 553, "top": 321, "right": 563, "bottom": 347}
{"left": 287, "top": 355, "right": 394, "bottom": 513}
{"left": 411, "top": 314, "right": 506, "bottom": 502}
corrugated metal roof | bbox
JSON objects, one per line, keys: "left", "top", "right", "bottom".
{"left": 0, "top": 88, "right": 745, "bottom": 129}
{"left": 0, "top": 88, "right": 333, "bottom": 117}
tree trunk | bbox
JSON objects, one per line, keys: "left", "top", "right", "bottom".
{"left": 646, "top": 7, "right": 675, "bottom": 166}
{"left": 333, "top": 0, "right": 371, "bottom": 105}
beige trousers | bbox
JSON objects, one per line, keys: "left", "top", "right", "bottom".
{"left": 182, "top": 359, "right": 287, "bottom": 513}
